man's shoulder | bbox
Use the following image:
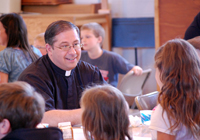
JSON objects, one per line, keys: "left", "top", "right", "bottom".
{"left": 18, "top": 56, "right": 49, "bottom": 79}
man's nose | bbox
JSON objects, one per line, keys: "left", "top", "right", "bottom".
{"left": 68, "top": 46, "right": 77, "bottom": 54}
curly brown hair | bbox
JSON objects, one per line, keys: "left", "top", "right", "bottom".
{"left": 155, "top": 38, "right": 200, "bottom": 139}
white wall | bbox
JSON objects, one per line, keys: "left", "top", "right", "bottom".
{"left": 74, "top": 0, "right": 154, "bottom": 18}
{"left": 74, "top": 0, "right": 99, "bottom": 4}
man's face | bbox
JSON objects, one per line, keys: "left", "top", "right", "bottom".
{"left": 47, "top": 29, "right": 81, "bottom": 71}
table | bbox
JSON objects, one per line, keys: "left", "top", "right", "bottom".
{"left": 72, "top": 125, "right": 152, "bottom": 140}
{"left": 21, "top": 13, "right": 111, "bottom": 51}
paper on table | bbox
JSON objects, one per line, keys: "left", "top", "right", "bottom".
{"left": 129, "top": 115, "right": 141, "bottom": 127}
{"left": 73, "top": 128, "right": 86, "bottom": 140}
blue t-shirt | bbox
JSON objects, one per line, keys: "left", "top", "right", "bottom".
{"left": 0, "top": 47, "right": 33, "bottom": 82}
{"left": 80, "top": 50, "right": 134, "bottom": 87}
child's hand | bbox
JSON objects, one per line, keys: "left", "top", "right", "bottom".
{"left": 131, "top": 66, "right": 143, "bottom": 75}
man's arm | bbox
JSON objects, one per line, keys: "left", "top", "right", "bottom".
{"left": 187, "top": 36, "right": 200, "bottom": 50}
{"left": 41, "top": 108, "right": 82, "bottom": 127}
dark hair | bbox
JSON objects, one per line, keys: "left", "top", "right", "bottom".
{"left": 81, "top": 85, "right": 131, "bottom": 140}
{"left": 0, "top": 13, "right": 39, "bottom": 61}
{"left": 155, "top": 38, "right": 200, "bottom": 139}
{"left": 0, "top": 81, "right": 45, "bottom": 130}
{"left": 81, "top": 22, "right": 105, "bottom": 47}
{"left": 44, "top": 20, "right": 80, "bottom": 47}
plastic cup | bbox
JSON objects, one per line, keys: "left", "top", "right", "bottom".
{"left": 140, "top": 110, "right": 152, "bottom": 125}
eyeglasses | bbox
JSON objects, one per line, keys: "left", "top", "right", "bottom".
{"left": 54, "top": 43, "right": 83, "bottom": 52}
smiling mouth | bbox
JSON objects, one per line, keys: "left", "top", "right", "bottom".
{"left": 66, "top": 58, "right": 76, "bottom": 60}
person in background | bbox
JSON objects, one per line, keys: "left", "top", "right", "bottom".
{"left": 150, "top": 39, "right": 200, "bottom": 140}
{"left": 0, "top": 81, "right": 63, "bottom": 140}
{"left": 33, "top": 32, "right": 47, "bottom": 55}
{"left": 80, "top": 22, "right": 143, "bottom": 87}
{"left": 18, "top": 20, "right": 106, "bottom": 127}
{"left": 184, "top": 12, "right": 200, "bottom": 40}
{"left": 81, "top": 84, "right": 131, "bottom": 140}
{"left": 0, "top": 13, "right": 39, "bottom": 84}
{"left": 184, "top": 12, "right": 200, "bottom": 50}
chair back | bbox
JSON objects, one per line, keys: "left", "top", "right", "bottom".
{"left": 135, "top": 91, "right": 159, "bottom": 110}
{"left": 117, "top": 69, "right": 151, "bottom": 108}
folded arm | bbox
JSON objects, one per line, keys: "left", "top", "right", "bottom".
{"left": 41, "top": 108, "right": 82, "bottom": 127}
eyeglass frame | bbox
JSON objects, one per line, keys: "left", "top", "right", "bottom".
{"left": 53, "top": 43, "right": 83, "bottom": 52}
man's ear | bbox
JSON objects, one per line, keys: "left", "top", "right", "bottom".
{"left": 46, "top": 44, "right": 52, "bottom": 53}
{"left": 0, "top": 119, "right": 11, "bottom": 136}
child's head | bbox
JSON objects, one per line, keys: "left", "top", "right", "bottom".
{"left": 154, "top": 38, "right": 200, "bottom": 138}
{"left": 33, "top": 33, "right": 46, "bottom": 55}
{"left": 80, "top": 84, "right": 131, "bottom": 140}
{"left": 155, "top": 38, "right": 200, "bottom": 89}
{"left": 81, "top": 22, "right": 105, "bottom": 48}
{"left": 0, "top": 81, "right": 45, "bottom": 139}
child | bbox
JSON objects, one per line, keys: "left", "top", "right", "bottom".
{"left": 150, "top": 39, "right": 200, "bottom": 140}
{"left": 80, "top": 22, "right": 143, "bottom": 87}
{"left": 0, "top": 81, "right": 63, "bottom": 140}
{"left": 80, "top": 84, "right": 131, "bottom": 140}
{"left": 33, "top": 32, "right": 46, "bottom": 55}
{"left": 0, "top": 13, "right": 39, "bottom": 83}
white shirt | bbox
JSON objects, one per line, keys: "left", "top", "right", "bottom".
{"left": 149, "top": 104, "right": 196, "bottom": 140}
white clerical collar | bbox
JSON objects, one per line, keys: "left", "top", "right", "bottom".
{"left": 65, "top": 70, "right": 71, "bottom": 76}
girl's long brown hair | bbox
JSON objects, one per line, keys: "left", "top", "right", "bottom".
{"left": 0, "top": 13, "right": 39, "bottom": 61}
{"left": 155, "top": 39, "right": 200, "bottom": 139}
{"left": 81, "top": 85, "right": 131, "bottom": 140}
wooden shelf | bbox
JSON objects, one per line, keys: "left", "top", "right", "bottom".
{"left": 21, "top": 13, "right": 111, "bottom": 51}
{"left": 22, "top": 0, "right": 73, "bottom": 5}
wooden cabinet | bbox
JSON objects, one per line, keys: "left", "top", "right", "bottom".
{"left": 154, "top": 0, "right": 200, "bottom": 50}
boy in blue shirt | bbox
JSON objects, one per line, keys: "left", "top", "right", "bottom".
{"left": 80, "top": 22, "right": 143, "bottom": 87}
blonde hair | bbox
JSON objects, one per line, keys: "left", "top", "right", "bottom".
{"left": 34, "top": 33, "right": 45, "bottom": 43}
{"left": 81, "top": 22, "right": 105, "bottom": 47}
